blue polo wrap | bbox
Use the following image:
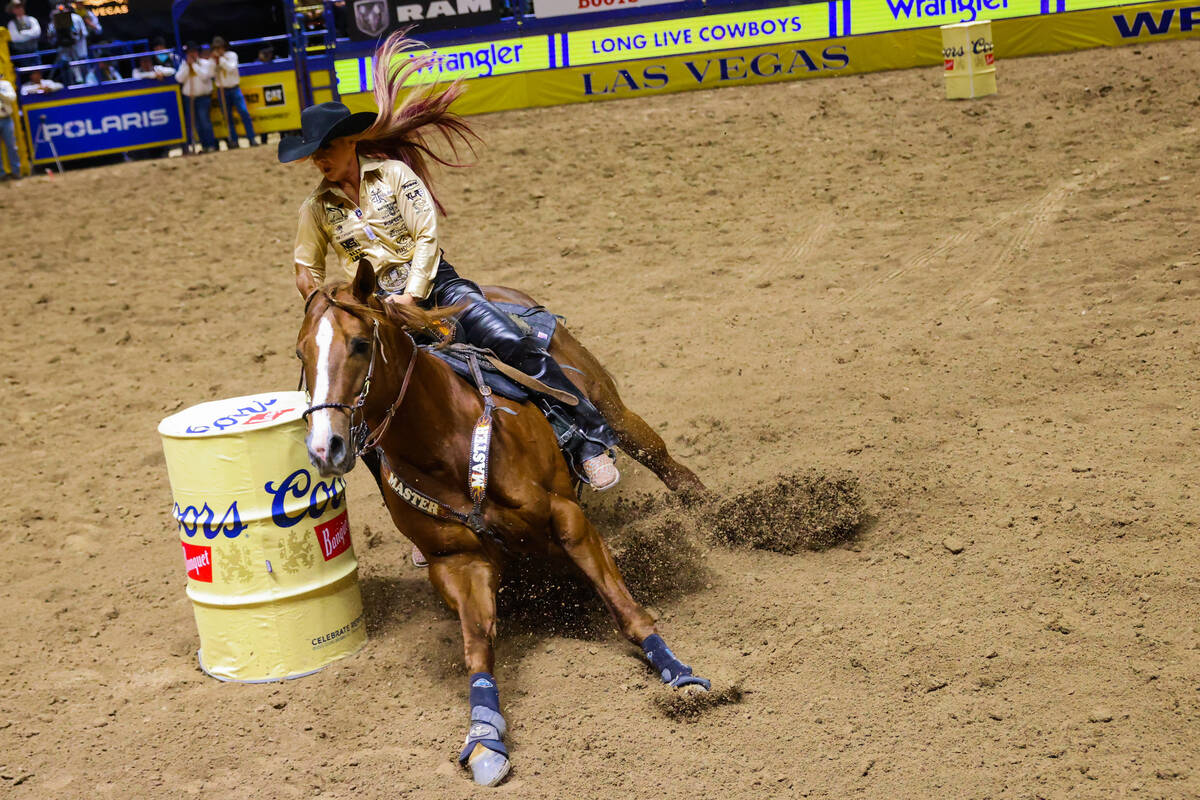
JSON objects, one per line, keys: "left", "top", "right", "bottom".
{"left": 459, "top": 672, "right": 508, "bottom": 764}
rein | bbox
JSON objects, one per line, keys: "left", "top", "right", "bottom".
{"left": 299, "top": 287, "right": 505, "bottom": 545}
{"left": 301, "top": 320, "right": 383, "bottom": 422}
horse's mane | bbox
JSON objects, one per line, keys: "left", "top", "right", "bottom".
{"left": 309, "top": 283, "right": 452, "bottom": 338}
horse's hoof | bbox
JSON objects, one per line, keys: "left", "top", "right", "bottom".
{"left": 467, "top": 746, "right": 511, "bottom": 787}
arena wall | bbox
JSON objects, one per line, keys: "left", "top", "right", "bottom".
{"left": 8, "top": 0, "right": 1199, "bottom": 165}
{"left": 331, "top": 0, "right": 1200, "bottom": 115}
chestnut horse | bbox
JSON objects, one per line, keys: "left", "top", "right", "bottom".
{"left": 295, "top": 261, "right": 709, "bottom": 786}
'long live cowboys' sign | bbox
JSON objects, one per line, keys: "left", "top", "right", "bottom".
{"left": 348, "top": 0, "right": 503, "bottom": 39}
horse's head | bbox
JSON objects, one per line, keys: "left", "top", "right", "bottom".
{"left": 295, "top": 260, "right": 383, "bottom": 477}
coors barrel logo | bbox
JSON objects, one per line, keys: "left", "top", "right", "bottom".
{"left": 264, "top": 468, "right": 346, "bottom": 528}
{"left": 315, "top": 511, "right": 352, "bottom": 561}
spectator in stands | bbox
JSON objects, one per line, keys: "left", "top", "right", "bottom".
{"left": 82, "top": 59, "right": 119, "bottom": 85}
{"left": 47, "top": 2, "right": 87, "bottom": 85}
{"left": 5, "top": 1, "right": 42, "bottom": 57}
{"left": 151, "top": 35, "right": 175, "bottom": 67}
{"left": 132, "top": 55, "right": 175, "bottom": 81}
{"left": 211, "top": 36, "right": 257, "bottom": 149}
{"left": 20, "top": 69, "right": 63, "bottom": 95}
{"left": 176, "top": 42, "right": 217, "bottom": 153}
{"left": 71, "top": 1, "right": 100, "bottom": 42}
{"left": 0, "top": 74, "right": 19, "bottom": 180}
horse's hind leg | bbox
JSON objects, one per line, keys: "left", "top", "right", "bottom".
{"left": 548, "top": 493, "right": 710, "bottom": 690}
{"left": 551, "top": 330, "right": 708, "bottom": 496}
{"left": 427, "top": 553, "right": 512, "bottom": 787}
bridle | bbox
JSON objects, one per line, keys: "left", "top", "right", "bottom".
{"left": 299, "top": 289, "right": 419, "bottom": 456}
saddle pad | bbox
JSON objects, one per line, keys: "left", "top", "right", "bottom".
{"left": 422, "top": 303, "right": 560, "bottom": 404}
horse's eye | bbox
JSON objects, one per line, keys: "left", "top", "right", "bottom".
{"left": 350, "top": 338, "right": 370, "bottom": 356}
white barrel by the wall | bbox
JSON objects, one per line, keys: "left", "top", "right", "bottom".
{"left": 158, "top": 391, "right": 366, "bottom": 682}
{"left": 942, "top": 21, "right": 997, "bottom": 100}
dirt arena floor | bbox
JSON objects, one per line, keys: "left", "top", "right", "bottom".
{"left": 1, "top": 37, "right": 1198, "bottom": 799}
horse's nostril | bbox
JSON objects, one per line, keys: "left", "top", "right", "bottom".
{"left": 329, "top": 434, "right": 345, "bottom": 463}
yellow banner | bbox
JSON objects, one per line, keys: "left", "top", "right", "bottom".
{"left": 851, "top": 0, "right": 1042, "bottom": 34}
{"left": 336, "top": 0, "right": 1200, "bottom": 116}
{"left": 210, "top": 70, "right": 302, "bottom": 138}
{"left": 334, "top": 36, "right": 551, "bottom": 95}
{"left": 565, "top": 3, "right": 831, "bottom": 65}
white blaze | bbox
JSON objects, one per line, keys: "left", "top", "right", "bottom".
{"left": 310, "top": 316, "right": 336, "bottom": 452}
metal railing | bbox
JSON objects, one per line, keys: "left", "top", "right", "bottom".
{"left": 11, "top": 30, "right": 329, "bottom": 91}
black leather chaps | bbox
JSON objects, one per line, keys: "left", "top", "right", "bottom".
{"left": 421, "top": 259, "right": 618, "bottom": 461}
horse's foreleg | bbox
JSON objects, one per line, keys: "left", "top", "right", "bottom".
{"left": 548, "top": 494, "right": 711, "bottom": 691}
{"left": 428, "top": 554, "right": 511, "bottom": 787}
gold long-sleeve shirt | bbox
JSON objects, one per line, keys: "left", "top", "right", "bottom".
{"left": 293, "top": 158, "right": 440, "bottom": 299}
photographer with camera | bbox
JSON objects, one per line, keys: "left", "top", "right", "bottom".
{"left": 47, "top": 2, "right": 87, "bottom": 85}
{"left": 176, "top": 41, "right": 217, "bottom": 153}
{"left": 211, "top": 36, "right": 257, "bottom": 149}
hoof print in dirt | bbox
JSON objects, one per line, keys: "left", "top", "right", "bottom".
{"left": 653, "top": 683, "right": 745, "bottom": 722}
{"left": 708, "top": 471, "right": 865, "bottom": 552}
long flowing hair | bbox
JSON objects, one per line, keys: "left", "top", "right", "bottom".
{"left": 355, "top": 30, "right": 479, "bottom": 216}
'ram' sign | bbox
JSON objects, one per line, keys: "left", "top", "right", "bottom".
{"left": 348, "top": 0, "right": 504, "bottom": 39}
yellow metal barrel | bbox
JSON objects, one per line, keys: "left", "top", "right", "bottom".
{"left": 158, "top": 391, "right": 366, "bottom": 682}
{"left": 942, "top": 21, "right": 997, "bottom": 100}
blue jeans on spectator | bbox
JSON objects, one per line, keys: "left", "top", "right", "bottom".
{"left": 0, "top": 117, "right": 19, "bottom": 178}
{"left": 183, "top": 94, "right": 217, "bottom": 151}
{"left": 219, "top": 86, "right": 256, "bottom": 146}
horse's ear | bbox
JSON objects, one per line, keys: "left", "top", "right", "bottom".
{"left": 294, "top": 263, "right": 318, "bottom": 300}
{"left": 352, "top": 258, "right": 377, "bottom": 303}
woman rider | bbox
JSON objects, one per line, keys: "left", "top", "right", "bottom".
{"left": 280, "top": 33, "right": 620, "bottom": 504}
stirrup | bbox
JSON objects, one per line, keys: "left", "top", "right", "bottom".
{"left": 411, "top": 545, "right": 429, "bottom": 568}
{"left": 582, "top": 454, "right": 620, "bottom": 491}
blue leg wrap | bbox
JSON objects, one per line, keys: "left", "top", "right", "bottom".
{"left": 642, "top": 634, "right": 711, "bottom": 690}
{"left": 459, "top": 673, "right": 508, "bottom": 765}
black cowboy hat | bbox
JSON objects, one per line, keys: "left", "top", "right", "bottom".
{"left": 278, "top": 102, "right": 377, "bottom": 163}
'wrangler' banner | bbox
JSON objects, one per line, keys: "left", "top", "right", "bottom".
{"left": 347, "top": 0, "right": 504, "bottom": 40}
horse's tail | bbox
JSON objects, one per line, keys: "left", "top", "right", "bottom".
{"left": 355, "top": 29, "right": 480, "bottom": 216}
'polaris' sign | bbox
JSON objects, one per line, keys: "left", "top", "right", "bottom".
{"left": 42, "top": 109, "right": 171, "bottom": 139}
{"left": 21, "top": 86, "right": 185, "bottom": 164}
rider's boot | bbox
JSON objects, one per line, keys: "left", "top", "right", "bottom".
{"left": 512, "top": 347, "right": 620, "bottom": 490}
{"left": 449, "top": 290, "right": 621, "bottom": 489}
